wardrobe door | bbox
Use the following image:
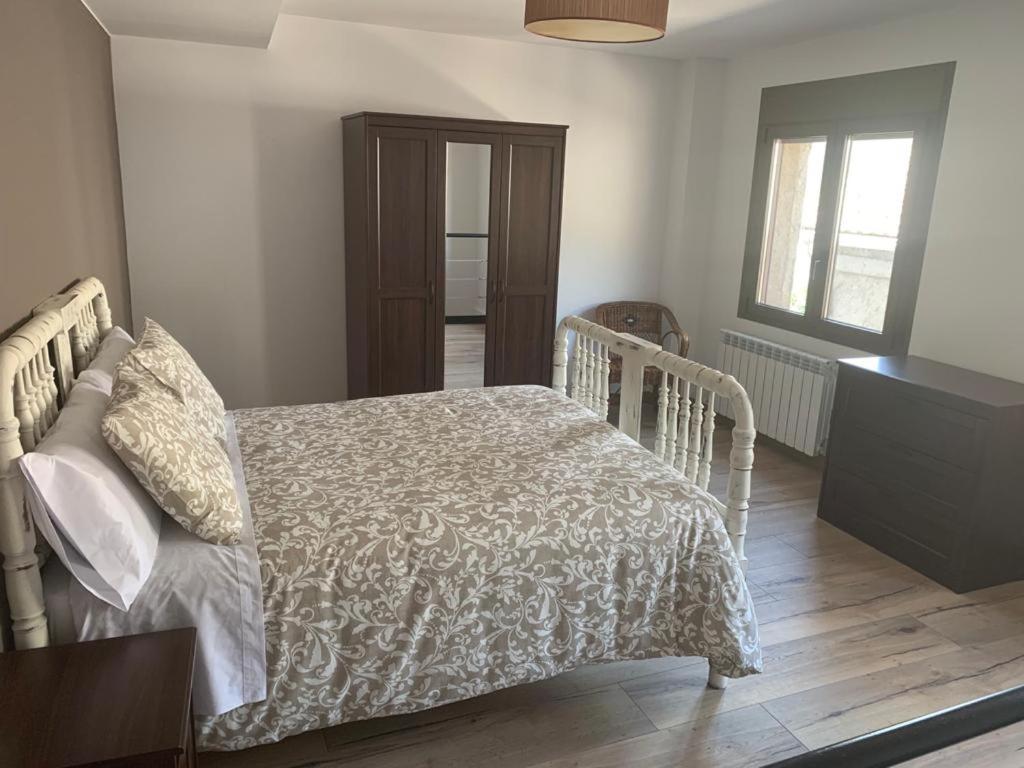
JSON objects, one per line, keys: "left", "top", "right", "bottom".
{"left": 367, "top": 126, "right": 439, "bottom": 395}
{"left": 493, "top": 133, "right": 564, "bottom": 386}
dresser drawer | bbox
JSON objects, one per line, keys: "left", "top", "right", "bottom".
{"left": 821, "top": 465, "right": 960, "bottom": 562}
{"left": 840, "top": 372, "right": 987, "bottom": 471}
{"left": 829, "top": 423, "right": 977, "bottom": 507}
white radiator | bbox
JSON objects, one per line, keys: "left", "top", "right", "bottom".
{"left": 716, "top": 330, "right": 838, "bottom": 456}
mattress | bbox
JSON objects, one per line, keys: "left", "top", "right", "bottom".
{"left": 198, "top": 385, "right": 762, "bottom": 751}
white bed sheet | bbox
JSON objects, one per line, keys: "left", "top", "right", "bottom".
{"left": 63, "top": 413, "right": 266, "bottom": 715}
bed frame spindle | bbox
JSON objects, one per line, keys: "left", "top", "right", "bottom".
{"left": 698, "top": 393, "right": 716, "bottom": 491}
{"left": 654, "top": 371, "right": 669, "bottom": 461}
{"left": 583, "top": 339, "right": 595, "bottom": 411}
{"left": 685, "top": 388, "right": 705, "bottom": 482}
{"left": 569, "top": 333, "right": 583, "bottom": 402}
{"left": 675, "top": 380, "right": 692, "bottom": 473}
{"left": 664, "top": 376, "right": 680, "bottom": 462}
{"left": 598, "top": 345, "right": 610, "bottom": 420}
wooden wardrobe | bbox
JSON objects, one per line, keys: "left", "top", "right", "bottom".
{"left": 342, "top": 112, "right": 567, "bottom": 399}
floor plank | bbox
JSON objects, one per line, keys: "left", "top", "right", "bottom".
{"left": 620, "top": 616, "right": 959, "bottom": 730}
{"left": 764, "top": 635, "right": 1024, "bottom": 749}
{"left": 314, "top": 686, "right": 656, "bottom": 768}
{"left": 916, "top": 595, "right": 1024, "bottom": 646}
{"left": 745, "top": 502, "right": 824, "bottom": 540}
{"left": 531, "top": 705, "right": 806, "bottom": 768}
{"left": 743, "top": 535, "right": 805, "bottom": 570}
{"left": 746, "top": 545, "right": 900, "bottom": 585}
{"left": 756, "top": 578, "right": 962, "bottom": 647}
{"left": 779, "top": 523, "right": 869, "bottom": 558}
{"left": 318, "top": 678, "right": 572, "bottom": 750}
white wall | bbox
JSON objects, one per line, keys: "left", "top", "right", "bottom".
{"left": 657, "top": 58, "right": 726, "bottom": 340}
{"left": 112, "top": 15, "right": 684, "bottom": 407}
{"left": 663, "top": 0, "right": 1024, "bottom": 384}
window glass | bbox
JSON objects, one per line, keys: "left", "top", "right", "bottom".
{"left": 756, "top": 138, "right": 827, "bottom": 315}
{"left": 824, "top": 134, "right": 914, "bottom": 332}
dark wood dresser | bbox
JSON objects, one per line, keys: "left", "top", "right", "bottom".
{"left": 819, "top": 356, "right": 1024, "bottom": 593}
{"left": 0, "top": 628, "right": 197, "bottom": 767}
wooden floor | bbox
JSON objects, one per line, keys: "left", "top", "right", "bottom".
{"left": 202, "top": 413, "right": 1024, "bottom": 768}
{"left": 443, "top": 322, "right": 485, "bottom": 390}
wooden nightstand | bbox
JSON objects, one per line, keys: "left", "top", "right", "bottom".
{"left": 0, "top": 628, "right": 197, "bottom": 767}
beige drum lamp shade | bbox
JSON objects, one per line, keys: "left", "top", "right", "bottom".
{"left": 524, "top": 0, "right": 669, "bottom": 43}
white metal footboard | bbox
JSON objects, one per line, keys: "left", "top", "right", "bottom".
{"left": 553, "top": 315, "right": 757, "bottom": 688}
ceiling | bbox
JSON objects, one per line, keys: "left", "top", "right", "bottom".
{"left": 85, "top": 0, "right": 963, "bottom": 58}
{"left": 84, "top": 0, "right": 283, "bottom": 48}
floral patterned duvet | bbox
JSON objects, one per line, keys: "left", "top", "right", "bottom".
{"left": 198, "top": 385, "right": 761, "bottom": 750}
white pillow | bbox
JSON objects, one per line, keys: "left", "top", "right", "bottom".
{"left": 19, "top": 380, "right": 161, "bottom": 611}
{"left": 75, "top": 326, "right": 135, "bottom": 394}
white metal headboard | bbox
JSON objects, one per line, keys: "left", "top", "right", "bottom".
{"left": 553, "top": 315, "right": 756, "bottom": 570}
{"left": 0, "top": 277, "right": 111, "bottom": 650}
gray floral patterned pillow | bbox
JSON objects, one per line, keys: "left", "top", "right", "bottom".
{"left": 124, "top": 318, "right": 226, "bottom": 446}
{"left": 102, "top": 365, "right": 242, "bottom": 545}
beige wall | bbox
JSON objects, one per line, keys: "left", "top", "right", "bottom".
{"left": 0, "top": 0, "right": 130, "bottom": 338}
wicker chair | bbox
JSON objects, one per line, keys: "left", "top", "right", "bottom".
{"left": 595, "top": 301, "right": 690, "bottom": 394}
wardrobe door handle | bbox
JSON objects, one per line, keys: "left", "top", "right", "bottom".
{"left": 428, "top": 280, "right": 435, "bottom": 304}
{"left": 496, "top": 281, "right": 504, "bottom": 304}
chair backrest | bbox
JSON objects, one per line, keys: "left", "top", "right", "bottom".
{"left": 594, "top": 301, "right": 688, "bottom": 356}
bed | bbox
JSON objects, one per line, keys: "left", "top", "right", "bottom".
{"left": 0, "top": 278, "right": 761, "bottom": 752}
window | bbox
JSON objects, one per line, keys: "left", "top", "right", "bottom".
{"left": 739, "top": 63, "right": 956, "bottom": 355}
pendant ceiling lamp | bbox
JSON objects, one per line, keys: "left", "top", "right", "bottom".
{"left": 524, "top": 0, "right": 669, "bottom": 43}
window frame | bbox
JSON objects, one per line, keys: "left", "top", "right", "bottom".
{"left": 738, "top": 65, "right": 955, "bottom": 356}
